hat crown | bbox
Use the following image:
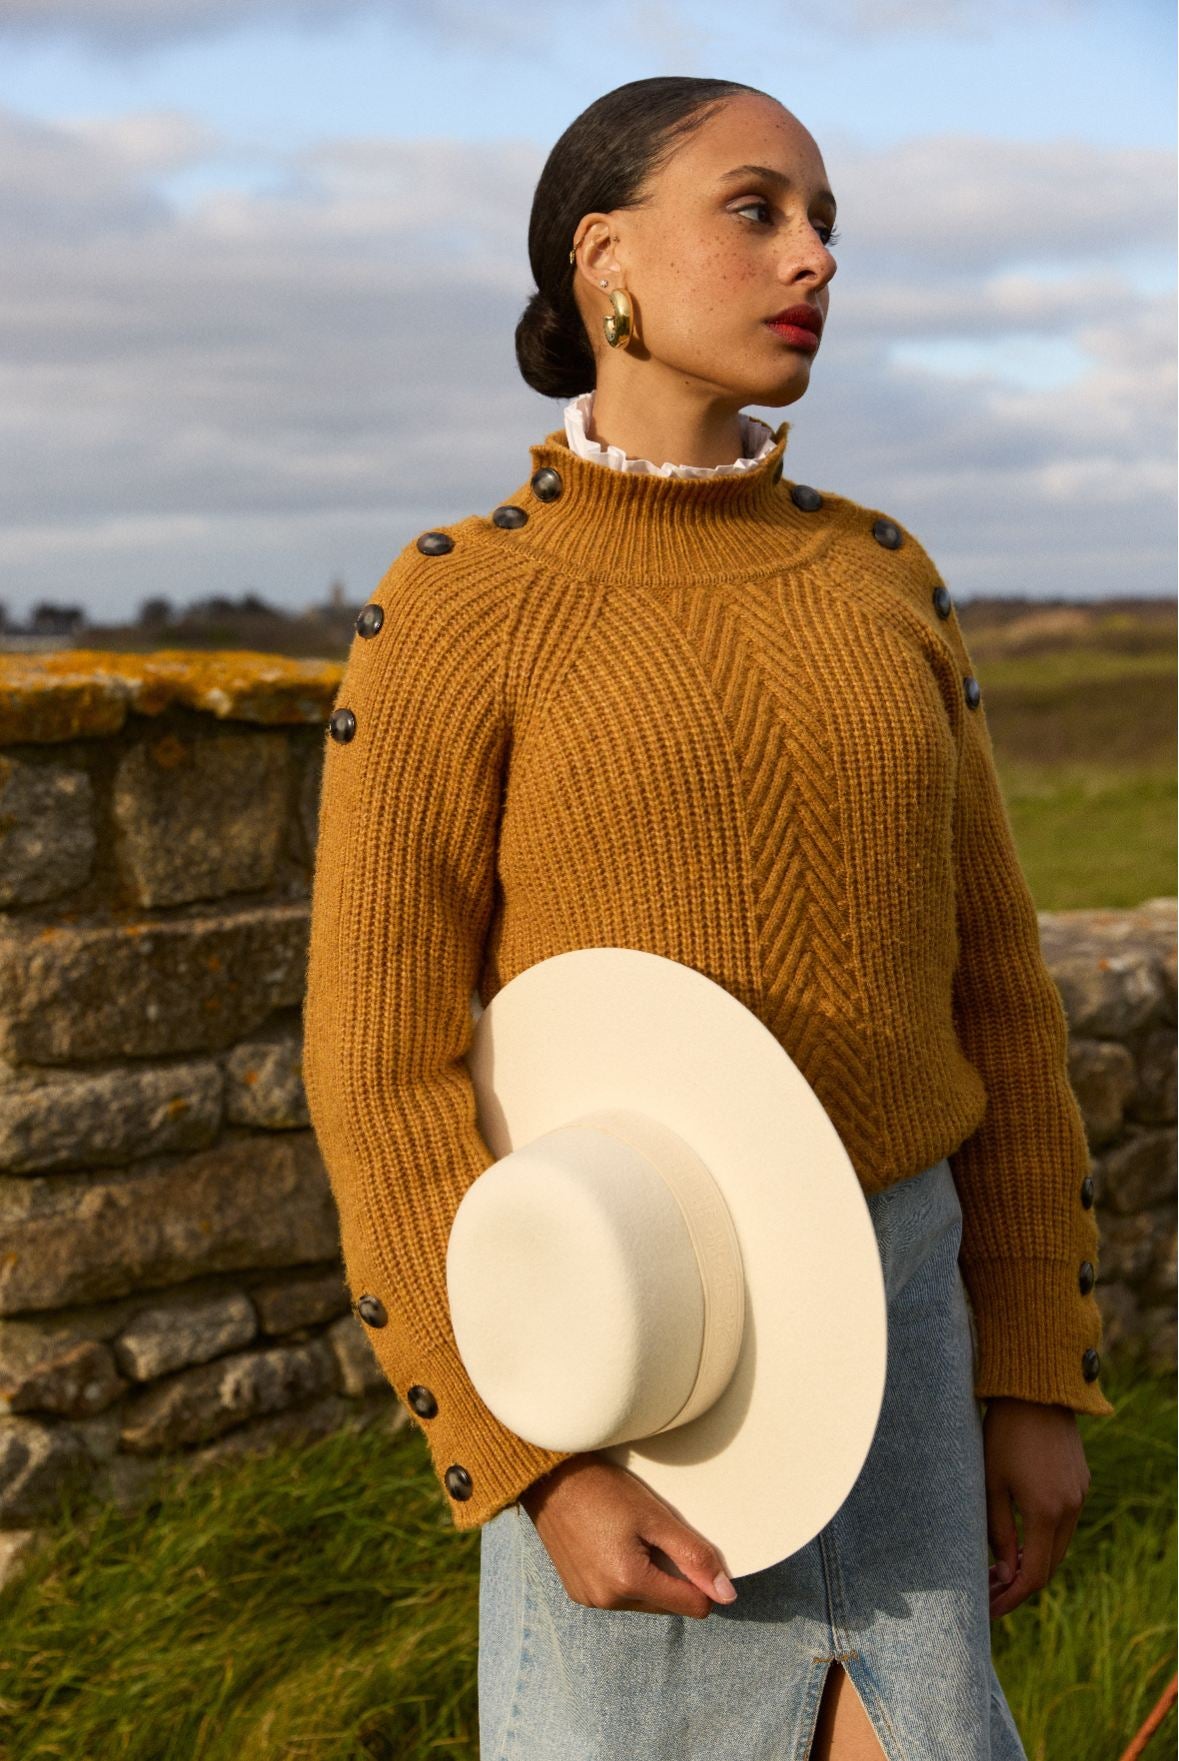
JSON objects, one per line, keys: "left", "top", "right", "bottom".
{"left": 446, "top": 1108, "right": 745, "bottom": 1453}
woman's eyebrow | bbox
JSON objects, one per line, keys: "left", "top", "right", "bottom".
{"left": 716, "top": 164, "right": 837, "bottom": 214}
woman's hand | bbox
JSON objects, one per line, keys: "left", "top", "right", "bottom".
{"left": 983, "top": 1396, "right": 1091, "bottom": 1619}
{"left": 518, "top": 1452, "right": 739, "bottom": 1619}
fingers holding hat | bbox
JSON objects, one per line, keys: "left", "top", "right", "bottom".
{"left": 521, "top": 1453, "right": 738, "bottom": 1619}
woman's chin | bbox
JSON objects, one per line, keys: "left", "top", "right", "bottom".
{"left": 744, "top": 370, "right": 812, "bottom": 409}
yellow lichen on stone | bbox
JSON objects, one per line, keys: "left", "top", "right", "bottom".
{"left": 0, "top": 649, "right": 345, "bottom": 744}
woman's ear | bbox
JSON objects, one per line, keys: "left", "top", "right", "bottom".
{"left": 578, "top": 216, "right": 622, "bottom": 284}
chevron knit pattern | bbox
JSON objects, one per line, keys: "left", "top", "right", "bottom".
{"left": 302, "top": 421, "right": 1114, "bottom": 1533}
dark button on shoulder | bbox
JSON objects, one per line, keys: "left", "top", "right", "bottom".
{"left": 963, "top": 674, "right": 982, "bottom": 710}
{"left": 1080, "top": 1173, "right": 1095, "bottom": 1209}
{"left": 872, "top": 517, "right": 902, "bottom": 549}
{"left": 1081, "top": 1346, "right": 1101, "bottom": 1382}
{"left": 530, "top": 466, "right": 563, "bottom": 502}
{"left": 790, "top": 483, "right": 823, "bottom": 512}
{"left": 444, "top": 1464, "right": 473, "bottom": 1501}
{"left": 407, "top": 1384, "right": 438, "bottom": 1419}
{"left": 355, "top": 603, "right": 383, "bottom": 638}
{"left": 328, "top": 707, "right": 356, "bottom": 743}
{"left": 492, "top": 504, "right": 529, "bottom": 529}
{"left": 356, "top": 1293, "right": 387, "bottom": 1327}
{"left": 932, "top": 583, "right": 953, "bottom": 619}
{"left": 1078, "top": 1260, "right": 1095, "bottom": 1296}
{"left": 417, "top": 530, "right": 455, "bottom": 555}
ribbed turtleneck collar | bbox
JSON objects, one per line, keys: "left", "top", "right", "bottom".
{"left": 487, "top": 421, "right": 844, "bottom": 585}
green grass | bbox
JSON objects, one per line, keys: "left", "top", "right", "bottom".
{"left": 0, "top": 1410, "right": 483, "bottom": 1761}
{"left": 0, "top": 1357, "right": 1173, "bottom": 1761}
{"left": 965, "top": 636, "right": 1175, "bottom": 911}
{"left": 974, "top": 647, "right": 1176, "bottom": 691}
{"left": 1000, "top": 763, "right": 1175, "bottom": 910}
{"left": 989, "top": 1359, "right": 1177, "bottom": 1759}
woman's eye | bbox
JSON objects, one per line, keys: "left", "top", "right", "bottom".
{"left": 733, "top": 199, "right": 840, "bottom": 248}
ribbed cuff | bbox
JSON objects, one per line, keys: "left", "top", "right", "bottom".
{"left": 401, "top": 1329, "right": 579, "bottom": 1532}
{"left": 959, "top": 1255, "right": 1116, "bottom": 1418}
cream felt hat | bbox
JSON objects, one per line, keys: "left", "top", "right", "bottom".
{"left": 448, "top": 947, "right": 888, "bottom": 1581}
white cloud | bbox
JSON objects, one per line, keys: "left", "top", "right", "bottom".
{"left": 835, "top": 0, "right": 1087, "bottom": 34}
{"left": 0, "top": 0, "right": 550, "bottom": 55}
{"left": 0, "top": 0, "right": 1095, "bottom": 53}
{"left": 0, "top": 103, "right": 1172, "bottom": 620}
{"left": 0, "top": 0, "right": 377, "bottom": 54}
{"left": 826, "top": 132, "right": 1174, "bottom": 270}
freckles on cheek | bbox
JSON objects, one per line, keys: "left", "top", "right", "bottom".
{"left": 704, "top": 276, "right": 742, "bottom": 319}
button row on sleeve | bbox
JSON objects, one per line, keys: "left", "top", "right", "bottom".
{"left": 847, "top": 508, "right": 981, "bottom": 708}
{"left": 927, "top": 580, "right": 984, "bottom": 708}
{"left": 326, "top": 534, "right": 459, "bottom": 741}
{"left": 354, "top": 1292, "right": 472, "bottom": 1498}
{"left": 1078, "top": 1176, "right": 1102, "bottom": 1384}
{"left": 799, "top": 499, "right": 979, "bottom": 703}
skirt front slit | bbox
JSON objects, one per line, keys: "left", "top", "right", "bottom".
{"left": 477, "top": 1154, "right": 1029, "bottom": 1761}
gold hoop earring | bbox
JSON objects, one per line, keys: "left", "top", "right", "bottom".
{"left": 603, "top": 287, "right": 635, "bottom": 350}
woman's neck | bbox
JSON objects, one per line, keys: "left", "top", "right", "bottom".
{"left": 579, "top": 386, "right": 764, "bottom": 470}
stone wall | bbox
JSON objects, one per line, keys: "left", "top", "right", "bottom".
{"left": 1037, "top": 902, "right": 1177, "bottom": 1368}
{"left": 0, "top": 650, "right": 1174, "bottom": 1575}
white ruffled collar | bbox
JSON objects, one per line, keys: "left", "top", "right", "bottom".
{"left": 563, "top": 390, "right": 777, "bottom": 478}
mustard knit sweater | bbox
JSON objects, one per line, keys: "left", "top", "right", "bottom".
{"left": 302, "top": 419, "right": 1114, "bottom": 1533}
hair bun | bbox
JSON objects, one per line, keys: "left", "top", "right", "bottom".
{"left": 515, "top": 287, "right": 595, "bottom": 400}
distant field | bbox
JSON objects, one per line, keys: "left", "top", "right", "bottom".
{"left": 956, "top": 606, "right": 1175, "bottom": 910}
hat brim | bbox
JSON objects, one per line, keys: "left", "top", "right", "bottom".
{"left": 464, "top": 946, "right": 887, "bottom": 1580}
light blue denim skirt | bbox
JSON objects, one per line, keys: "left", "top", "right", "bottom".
{"left": 478, "top": 1154, "right": 1030, "bottom": 1760}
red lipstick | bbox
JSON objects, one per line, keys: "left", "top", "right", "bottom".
{"left": 764, "top": 304, "right": 822, "bottom": 351}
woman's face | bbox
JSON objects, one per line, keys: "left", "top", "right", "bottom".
{"left": 585, "top": 94, "right": 838, "bottom": 409}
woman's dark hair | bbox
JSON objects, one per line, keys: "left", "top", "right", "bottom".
{"left": 516, "top": 76, "right": 773, "bottom": 400}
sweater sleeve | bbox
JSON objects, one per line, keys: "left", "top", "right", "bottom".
{"left": 301, "top": 538, "right": 578, "bottom": 1528}
{"left": 945, "top": 630, "right": 1115, "bottom": 1418}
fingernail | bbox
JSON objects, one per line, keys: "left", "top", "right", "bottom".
{"left": 712, "top": 1571, "right": 737, "bottom": 1602}
{"left": 996, "top": 1562, "right": 1013, "bottom": 1584}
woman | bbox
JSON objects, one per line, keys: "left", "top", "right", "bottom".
{"left": 302, "top": 76, "right": 1113, "bottom": 1761}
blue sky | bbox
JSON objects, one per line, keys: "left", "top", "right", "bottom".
{"left": 0, "top": 0, "right": 1174, "bottom": 622}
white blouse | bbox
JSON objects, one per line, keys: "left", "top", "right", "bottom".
{"left": 563, "top": 390, "right": 777, "bottom": 478}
